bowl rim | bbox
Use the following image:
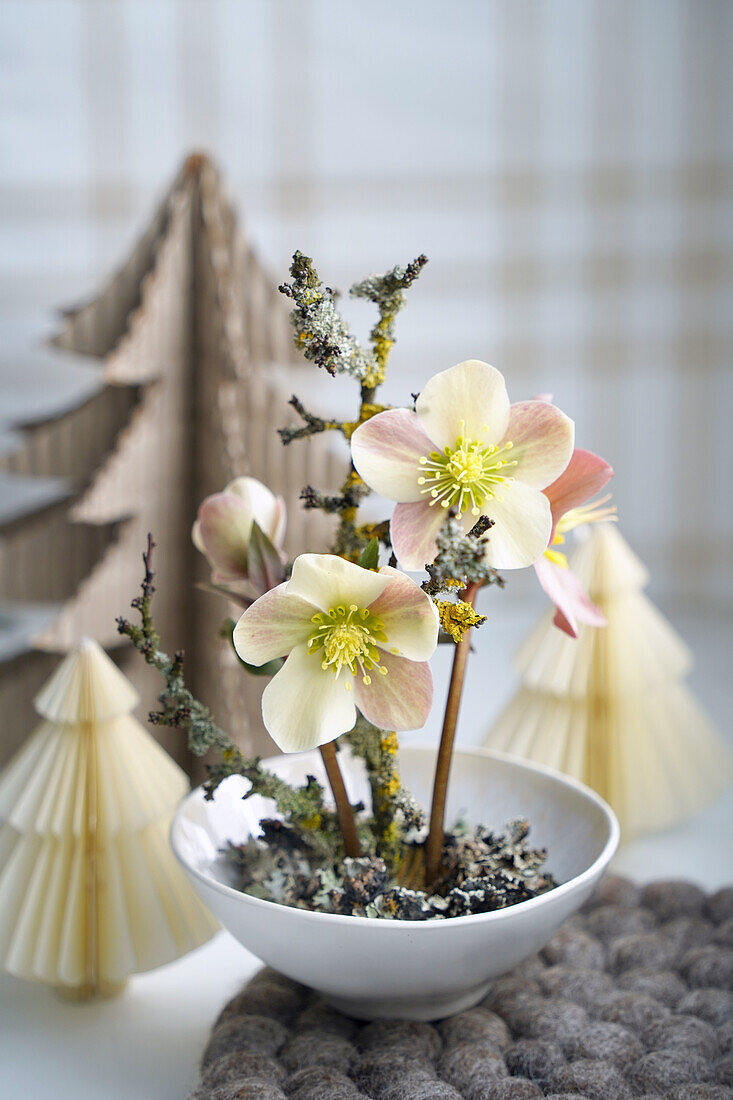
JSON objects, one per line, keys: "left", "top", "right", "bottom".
{"left": 170, "top": 744, "right": 620, "bottom": 931}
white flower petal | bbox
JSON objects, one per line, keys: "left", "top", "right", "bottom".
{"left": 351, "top": 408, "right": 435, "bottom": 502}
{"left": 369, "top": 566, "right": 439, "bottom": 660}
{"left": 197, "top": 493, "right": 252, "bottom": 579}
{"left": 355, "top": 651, "right": 433, "bottom": 732}
{"left": 390, "top": 500, "right": 448, "bottom": 572}
{"left": 287, "top": 553, "right": 389, "bottom": 612}
{"left": 224, "top": 476, "right": 286, "bottom": 546}
{"left": 233, "top": 583, "right": 315, "bottom": 664}
{"left": 478, "top": 480, "right": 552, "bottom": 569}
{"left": 501, "top": 401, "right": 575, "bottom": 489}
{"left": 416, "top": 360, "right": 510, "bottom": 450}
{"left": 262, "top": 644, "right": 356, "bottom": 752}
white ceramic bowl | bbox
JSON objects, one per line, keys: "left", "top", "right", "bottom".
{"left": 171, "top": 745, "right": 619, "bottom": 1021}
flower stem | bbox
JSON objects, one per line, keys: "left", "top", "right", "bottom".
{"left": 320, "top": 742, "right": 361, "bottom": 858}
{"left": 425, "top": 581, "right": 479, "bottom": 885}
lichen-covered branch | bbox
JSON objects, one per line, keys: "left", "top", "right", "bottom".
{"left": 116, "top": 536, "right": 330, "bottom": 843}
{"left": 351, "top": 253, "right": 428, "bottom": 390}
{"left": 347, "top": 716, "right": 424, "bottom": 875}
{"left": 280, "top": 252, "right": 428, "bottom": 560}
{"left": 279, "top": 252, "right": 375, "bottom": 380}
{"left": 422, "top": 513, "right": 504, "bottom": 597}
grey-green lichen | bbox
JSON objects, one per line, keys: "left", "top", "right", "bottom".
{"left": 422, "top": 512, "right": 505, "bottom": 597}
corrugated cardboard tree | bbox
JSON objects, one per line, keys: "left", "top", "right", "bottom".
{"left": 0, "top": 155, "right": 335, "bottom": 772}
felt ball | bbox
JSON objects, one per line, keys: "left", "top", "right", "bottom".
{"left": 642, "top": 882, "right": 706, "bottom": 922}
{"left": 504, "top": 1038, "right": 565, "bottom": 1085}
{"left": 610, "top": 933, "right": 679, "bottom": 975}
{"left": 706, "top": 889, "right": 733, "bottom": 926}
{"left": 716, "top": 1053, "right": 733, "bottom": 1086}
{"left": 203, "top": 1083, "right": 288, "bottom": 1100}
{"left": 479, "top": 1080, "right": 543, "bottom": 1100}
{"left": 715, "top": 920, "right": 733, "bottom": 948}
{"left": 284, "top": 1066, "right": 366, "bottom": 1099}
{"left": 539, "top": 966, "right": 615, "bottom": 1011}
{"left": 564, "top": 1020, "right": 643, "bottom": 1068}
{"left": 550, "top": 1057, "right": 632, "bottom": 1099}
{"left": 528, "top": 999, "right": 589, "bottom": 1050}
{"left": 542, "top": 925, "right": 606, "bottom": 970}
{"left": 438, "top": 1008, "right": 511, "bottom": 1052}
{"left": 483, "top": 979, "right": 542, "bottom": 1016}
{"left": 617, "top": 968, "right": 688, "bottom": 1007}
{"left": 668, "top": 1087, "right": 733, "bottom": 1100}
{"left": 676, "top": 988, "right": 733, "bottom": 1028}
{"left": 438, "top": 1040, "right": 507, "bottom": 1097}
{"left": 294, "top": 1002, "right": 359, "bottom": 1040}
{"left": 597, "top": 992, "right": 671, "bottom": 1031}
{"left": 216, "top": 983, "right": 307, "bottom": 1027}
{"left": 662, "top": 917, "right": 717, "bottom": 954}
{"left": 202, "top": 1017, "right": 290, "bottom": 1067}
{"left": 353, "top": 1047, "right": 435, "bottom": 1095}
{"left": 585, "top": 905, "right": 656, "bottom": 945}
{"left": 488, "top": 993, "right": 547, "bottom": 1036}
{"left": 279, "top": 1033, "right": 355, "bottom": 1075}
{"left": 584, "top": 876, "right": 641, "bottom": 911}
{"left": 628, "top": 1048, "right": 714, "bottom": 1090}
{"left": 358, "top": 1018, "right": 443, "bottom": 1061}
{"left": 718, "top": 1022, "right": 733, "bottom": 1055}
{"left": 644, "top": 1014, "right": 719, "bottom": 1059}
{"left": 201, "top": 1052, "right": 286, "bottom": 1090}
{"left": 681, "top": 947, "right": 733, "bottom": 990}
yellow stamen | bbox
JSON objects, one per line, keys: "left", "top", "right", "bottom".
{"left": 307, "top": 603, "right": 389, "bottom": 685}
{"left": 417, "top": 420, "right": 517, "bottom": 517}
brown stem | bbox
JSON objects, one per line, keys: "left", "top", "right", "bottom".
{"left": 425, "top": 582, "right": 480, "bottom": 885}
{"left": 320, "top": 741, "right": 361, "bottom": 858}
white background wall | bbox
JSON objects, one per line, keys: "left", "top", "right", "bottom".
{"left": 1, "top": 0, "right": 732, "bottom": 608}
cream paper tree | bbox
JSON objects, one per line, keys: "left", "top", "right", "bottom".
{"left": 484, "top": 523, "right": 733, "bottom": 836}
{"left": 0, "top": 638, "right": 218, "bottom": 999}
{"left": 0, "top": 155, "right": 336, "bottom": 770}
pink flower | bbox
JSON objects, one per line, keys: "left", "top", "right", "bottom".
{"left": 351, "top": 360, "right": 575, "bottom": 571}
{"left": 192, "top": 477, "right": 286, "bottom": 592}
{"left": 233, "top": 554, "right": 438, "bottom": 752}
{"left": 535, "top": 448, "right": 615, "bottom": 637}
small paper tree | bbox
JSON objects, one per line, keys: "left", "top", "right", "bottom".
{"left": 0, "top": 638, "right": 217, "bottom": 999}
{"left": 484, "top": 522, "right": 733, "bottom": 836}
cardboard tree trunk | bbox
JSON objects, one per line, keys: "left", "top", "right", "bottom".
{"left": 0, "top": 639, "right": 218, "bottom": 999}
{"left": 484, "top": 523, "right": 733, "bottom": 837}
{"left": 0, "top": 155, "right": 336, "bottom": 771}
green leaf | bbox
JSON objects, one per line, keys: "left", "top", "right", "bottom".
{"left": 358, "top": 537, "right": 380, "bottom": 571}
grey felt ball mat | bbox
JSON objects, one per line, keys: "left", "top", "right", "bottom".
{"left": 190, "top": 877, "right": 733, "bottom": 1100}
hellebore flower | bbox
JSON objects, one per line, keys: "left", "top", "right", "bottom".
{"left": 233, "top": 553, "right": 438, "bottom": 752}
{"left": 535, "top": 448, "right": 615, "bottom": 637}
{"left": 350, "top": 360, "right": 574, "bottom": 571}
{"left": 192, "top": 476, "right": 286, "bottom": 592}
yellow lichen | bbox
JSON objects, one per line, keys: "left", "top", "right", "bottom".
{"left": 436, "top": 600, "right": 486, "bottom": 643}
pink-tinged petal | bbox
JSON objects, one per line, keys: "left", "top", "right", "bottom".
{"left": 197, "top": 492, "right": 252, "bottom": 579}
{"left": 544, "top": 449, "right": 614, "bottom": 529}
{"left": 368, "top": 566, "right": 439, "bottom": 660}
{"left": 233, "top": 583, "right": 315, "bottom": 664}
{"left": 224, "top": 476, "right": 287, "bottom": 547}
{"left": 287, "top": 553, "right": 389, "bottom": 612}
{"left": 501, "top": 401, "right": 575, "bottom": 489}
{"left": 261, "top": 644, "right": 356, "bottom": 752}
{"left": 354, "top": 651, "right": 433, "bottom": 732}
{"left": 191, "top": 518, "right": 205, "bottom": 554}
{"left": 390, "top": 499, "right": 448, "bottom": 572}
{"left": 534, "top": 555, "right": 606, "bottom": 639}
{"left": 534, "top": 392, "right": 553, "bottom": 403}
{"left": 416, "top": 360, "right": 510, "bottom": 450}
{"left": 351, "top": 409, "right": 436, "bottom": 503}
{"left": 478, "top": 481, "right": 552, "bottom": 569}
